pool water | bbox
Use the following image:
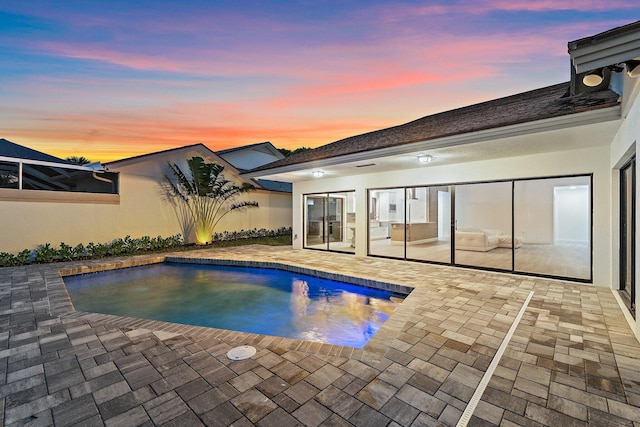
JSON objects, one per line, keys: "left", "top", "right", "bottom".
{"left": 63, "top": 263, "right": 404, "bottom": 348}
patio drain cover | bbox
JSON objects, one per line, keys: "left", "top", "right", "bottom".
{"left": 227, "top": 345, "right": 256, "bottom": 361}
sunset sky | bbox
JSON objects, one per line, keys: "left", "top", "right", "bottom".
{"left": 1, "top": 1, "right": 639, "bottom": 162}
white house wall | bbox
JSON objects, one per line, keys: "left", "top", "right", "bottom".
{"left": 0, "top": 195, "right": 121, "bottom": 253}
{"left": 1, "top": 148, "right": 292, "bottom": 253}
{"left": 111, "top": 149, "right": 293, "bottom": 244}
{"left": 610, "top": 75, "right": 640, "bottom": 337}
{"left": 293, "top": 144, "right": 611, "bottom": 286}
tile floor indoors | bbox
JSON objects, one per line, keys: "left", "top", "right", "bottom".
{"left": 0, "top": 245, "right": 639, "bottom": 426}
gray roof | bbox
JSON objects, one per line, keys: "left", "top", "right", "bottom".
{"left": 249, "top": 82, "right": 620, "bottom": 173}
{"left": 569, "top": 20, "right": 640, "bottom": 49}
{"left": 0, "top": 138, "right": 74, "bottom": 165}
{"left": 215, "top": 141, "right": 275, "bottom": 155}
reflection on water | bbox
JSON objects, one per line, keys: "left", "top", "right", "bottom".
{"left": 63, "top": 263, "right": 404, "bottom": 348}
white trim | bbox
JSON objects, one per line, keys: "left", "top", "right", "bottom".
{"left": 0, "top": 156, "right": 97, "bottom": 171}
{"left": 612, "top": 290, "right": 640, "bottom": 343}
{"left": 570, "top": 31, "right": 640, "bottom": 73}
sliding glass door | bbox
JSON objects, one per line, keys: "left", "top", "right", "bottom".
{"left": 454, "top": 181, "right": 512, "bottom": 271}
{"left": 304, "top": 191, "right": 355, "bottom": 253}
{"left": 366, "top": 175, "right": 592, "bottom": 282}
{"left": 368, "top": 188, "right": 405, "bottom": 258}
{"left": 406, "top": 186, "right": 452, "bottom": 263}
{"left": 514, "top": 177, "right": 591, "bottom": 280}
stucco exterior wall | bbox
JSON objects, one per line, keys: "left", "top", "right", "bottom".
{"left": 609, "top": 75, "right": 640, "bottom": 337}
{"left": 111, "top": 147, "right": 292, "bottom": 243}
{"left": 292, "top": 144, "right": 611, "bottom": 286}
{"left": 0, "top": 192, "right": 122, "bottom": 253}
{"left": 0, "top": 148, "right": 292, "bottom": 253}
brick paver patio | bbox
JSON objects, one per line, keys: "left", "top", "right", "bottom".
{"left": 1, "top": 245, "right": 639, "bottom": 426}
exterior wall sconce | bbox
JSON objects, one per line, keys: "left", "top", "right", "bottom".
{"left": 418, "top": 155, "right": 433, "bottom": 164}
{"left": 312, "top": 170, "right": 324, "bottom": 177}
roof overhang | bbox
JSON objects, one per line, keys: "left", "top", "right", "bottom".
{"left": 242, "top": 105, "right": 621, "bottom": 182}
{"left": 569, "top": 21, "right": 640, "bottom": 73}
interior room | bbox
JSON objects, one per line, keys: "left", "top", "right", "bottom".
{"left": 366, "top": 175, "right": 591, "bottom": 281}
{"left": 304, "top": 191, "right": 356, "bottom": 253}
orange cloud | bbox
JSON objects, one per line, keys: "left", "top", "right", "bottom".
{"left": 1, "top": 101, "right": 396, "bottom": 163}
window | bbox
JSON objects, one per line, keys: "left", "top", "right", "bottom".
{"left": 0, "top": 159, "right": 118, "bottom": 194}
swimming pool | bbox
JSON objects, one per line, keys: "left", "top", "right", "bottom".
{"left": 63, "top": 262, "right": 404, "bottom": 348}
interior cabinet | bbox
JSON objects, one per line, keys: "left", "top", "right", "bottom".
{"left": 390, "top": 222, "right": 438, "bottom": 242}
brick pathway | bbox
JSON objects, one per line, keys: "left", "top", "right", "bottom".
{"left": 0, "top": 246, "right": 639, "bottom": 426}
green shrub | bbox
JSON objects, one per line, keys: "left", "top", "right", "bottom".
{"left": 58, "top": 242, "right": 74, "bottom": 261}
{"left": 34, "top": 243, "right": 57, "bottom": 264}
{"left": 0, "top": 252, "right": 17, "bottom": 267}
{"left": 213, "top": 227, "right": 292, "bottom": 242}
{"left": 86, "top": 242, "right": 109, "bottom": 258}
{"left": 72, "top": 243, "right": 87, "bottom": 260}
{"left": 16, "top": 249, "right": 32, "bottom": 265}
{"left": 0, "top": 228, "right": 288, "bottom": 267}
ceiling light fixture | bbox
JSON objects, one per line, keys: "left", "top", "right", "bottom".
{"left": 312, "top": 170, "right": 324, "bottom": 178}
{"left": 418, "top": 155, "right": 433, "bottom": 164}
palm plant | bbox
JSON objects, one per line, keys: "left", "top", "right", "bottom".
{"left": 165, "top": 157, "right": 258, "bottom": 244}
{"left": 65, "top": 156, "right": 91, "bottom": 165}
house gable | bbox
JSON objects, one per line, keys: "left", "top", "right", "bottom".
{"left": 216, "top": 141, "right": 285, "bottom": 172}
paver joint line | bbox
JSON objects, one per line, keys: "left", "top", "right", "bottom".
{"left": 457, "top": 290, "right": 534, "bottom": 427}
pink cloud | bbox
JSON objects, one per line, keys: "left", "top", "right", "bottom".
{"left": 467, "top": 0, "right": 638, "bottom": 12}
{"left": 39, "top": 42, "right": 184, "bottom": 72}
{"left": 5, "top": 2, "right": 637, "bottom": 165}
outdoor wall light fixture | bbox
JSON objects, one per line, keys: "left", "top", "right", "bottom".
{"left": 312, "top": 170, "right": 324, "bottom": 177}
{"left": 583, "top": 61, "right": 640, "bottom": 87}
{"left": 418, "top": 155, "right": 433, "bottom": 164}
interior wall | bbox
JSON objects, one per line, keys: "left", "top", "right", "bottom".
{"left": 553, "top": 185, "right": 590, "bottom": 245}
{"left": 513, "top": 177, "right": 591, "bottom": 245}
{"left": 455, "top": 182, "right": 511, "bottom": 234}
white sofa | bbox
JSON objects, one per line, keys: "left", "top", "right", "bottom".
{"left": 455, "top": 227, "right": 522, "bottom": 252}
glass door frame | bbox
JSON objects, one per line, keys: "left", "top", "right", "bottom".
{"left": 620, "top": 157, "right": 636, "bottom": 317}
{"left": 366, "top": 173, "right": 593, "bottom": 283}
{"left": 303, "top": 190, "right": 356, "bottom": 254}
